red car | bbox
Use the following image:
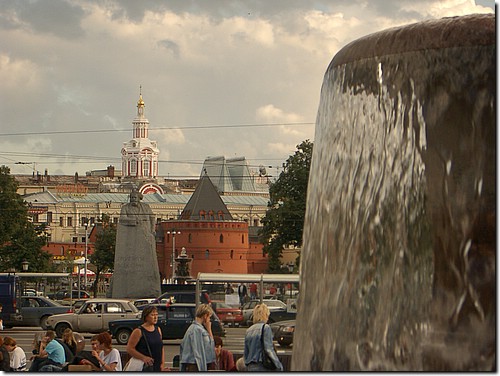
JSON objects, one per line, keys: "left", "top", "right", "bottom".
{"left": 211, "top": 301, "right": 243, "bottom": 327}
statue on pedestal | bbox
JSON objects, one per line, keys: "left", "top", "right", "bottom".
{"left": 111, "top": 189, "right": 161, "bottom": 298}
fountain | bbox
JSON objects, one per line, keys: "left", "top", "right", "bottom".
{"left": 292, "top": 14, "right": 495, "bottom": 371}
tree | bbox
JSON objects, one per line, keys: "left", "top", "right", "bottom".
{"left": 261, "top": 140, "right": 313, "bottom": 272}
{"left": 89, "top": 214, "right": 116, "bottom": 297}
{"left": 0, "top": 166, "right": 52, "bottom": 272}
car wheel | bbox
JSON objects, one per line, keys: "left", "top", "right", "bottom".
{"left": 40, "top": 316, "right": 50, "bottom": 330}
{"left": 55, "top": 323, "right": 71, "bottom": 338}
{"left": 116, "top": 328, "right": 132, "bottom": 345}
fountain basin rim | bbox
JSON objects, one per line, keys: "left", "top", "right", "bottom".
{"left": 330, "top": 13, "right": 494, "bottom": 68}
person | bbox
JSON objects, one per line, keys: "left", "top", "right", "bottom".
{"left": 63, "top": 334, "right": 101, "bottom": 371}
{"left": 244, "top": 303, "right": 283, "bottom": 371}
{"left": 0, "top": 337, "right": 10, "bottom": 371}
{"left": 0, "top": 303, "right": 3, "bottom": 331}
{"left": 238, "top": 283, "right": 248, "bottom": 306}
{"left": 62, "top": 328, "right": 78, "bottom": 358}
{"left": 3, "top": 336, "right": 26, "bottom": 371}
{"left": 225, "top": 283, "right": 234, "bottom": 295}
{"left": 179, "top": 303, "right": 216, "bottom": 372}
{"left": 249, "top": 283, "right": 258, "bottom": 300}
{"left": 213, "top": 336, "right": 235, "bottom": 371}
{"left": 126, "top": 305, "right": 165, "bottom": 372}
{"left": 29, "top": 330, "right": 66, "bottom": 372}
{"left": 269, "top": 285, "right": 277, "bottom": 295}
{"left": 83, "top": 332, "right": 121, "bottom": 371}
{"left": 236, "top": 357, "right": 247, "bottom": 372}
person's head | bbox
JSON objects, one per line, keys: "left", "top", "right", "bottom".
{"left": 195, "top": 304, "right": 214, "bottom": 321}
{"left": 130, "top": 190, "right": 142, "bottom": 205}
{"left": 62, "top": 328, "right": 75, "bottom": 343}
{"left": 214, "top": 336, "right": 223, "bottom": 356}
{"left": 0, "top": 337, "right": 4, "bottom": 347}
{"left": 0, "top": 303, "right": 3, "bottom": 310}
{"left": 252, "top": 303, "right": 270, "bottom": 324}
{"left": 44, "top": 330, "right": 56, "bottom": 342}
{"left": 96, "top": 332, "right": 112, "bottom": 350}
{"left": 141, "top": 305, "right": 158, "bottom": 323}
{"left": 236, "top": 357, "right": 247, "bottom": 372}
{"left": 90, "top": 335, "right": 99, "bottom": 351}
{"left": 3, "top": 336, "right": 16, "bottom": 351}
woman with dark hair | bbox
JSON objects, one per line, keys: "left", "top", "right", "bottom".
{"left": 0, "top": 337, "right": 11, "bottom": 372}
{"left": 126, "top": 305, "right": 165, "bottom": 371}
{"left": 3, "top": 336, "right": 26, "bottom": 371}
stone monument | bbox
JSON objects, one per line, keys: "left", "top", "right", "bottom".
{"left": 111, "top": 189, "right": 161, "bottom": 298}
{"left": 292, "top": 14, "right": 494, "bottom": 371}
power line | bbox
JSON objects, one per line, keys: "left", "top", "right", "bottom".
{"left": 0, "top": 122, "right": 314, "bottom": 137}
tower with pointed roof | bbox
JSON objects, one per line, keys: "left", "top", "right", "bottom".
{"left": 121, "top": 87, "right": 160, "bottom": 180}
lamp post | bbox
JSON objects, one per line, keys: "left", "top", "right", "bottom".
{"left": 166, "top": 230, "right": 180, "bottom": 284}
{"left": 84, "top": 222, "right": 91, "bottom": 289}
{"left": 21, "top": 260, "right": 28, "bottom": 295}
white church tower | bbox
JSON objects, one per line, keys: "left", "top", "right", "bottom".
{"left": 121, "top": 88, "right": 160, "bottom": 180}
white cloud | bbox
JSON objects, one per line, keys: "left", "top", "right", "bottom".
{"left": 405, "top": 0, "right": 494, "bottom": 18}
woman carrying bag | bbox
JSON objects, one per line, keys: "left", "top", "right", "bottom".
{"left": 125, "top": 305, "right": 165, "bottom": 372}
{"left": 244, "top": 304, "right": 283, "bottom": 371}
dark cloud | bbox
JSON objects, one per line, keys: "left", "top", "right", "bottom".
{"left": 0, "top": 0, "right": 85, "bottom": 38}
{"left": 157, "top": 39, "right": 180, "bottom": 57}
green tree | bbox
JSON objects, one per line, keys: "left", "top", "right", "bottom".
{"left": 0, "top": 166, "right": 52, "bottom": 271}
{"left": 89, "top": 214, "right": 116, "bottom": 297}
{"left": 261, "top": 140, "right": 313, "bottom": 272}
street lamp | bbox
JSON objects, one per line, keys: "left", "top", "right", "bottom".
{"left": 166, "top": 230, "right": 180, "bottom": 283}
{"left": 21, "top": 260, "right": 29, "bottom": 272}
{"left": 84, "top": 222, "right": 93, "bottom": 289}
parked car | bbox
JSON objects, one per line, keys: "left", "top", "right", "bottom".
{"left": 154, "top": 290, "right": 211, "bottom": 305}
{"left": 133, "top": 298, "right": 156, "bottom": 309}
{"left": 23, "top": 288, "right": 45, "bottom": 297}
{"left": 211, "top": 301, "right": 243, "bottom": 327}
{"left": 242, "top": 299, "right": 287, "bottom": 326}
{"left": 45, "top": 298, "right": 140, "bottom": 337}
{"left": 47, "top": 290, "right": 91, "bottom": 301}
{"left": 109, "top": 303, "right": 225, "bottom": 345}
{"left": 270, "top": 320, "right": 295, "bottom": 347}
{"left": 19, "top": 296, "right": 74, "bottom": 329}
{"left": 268, "top": 310, "right": 296, "bottom": 324}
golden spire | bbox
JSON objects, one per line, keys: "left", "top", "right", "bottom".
{"left": 137, "top": 85, "right": 145, "bottom": 107}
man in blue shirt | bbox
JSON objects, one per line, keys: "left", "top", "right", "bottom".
{"left": 179, "top": 304, "right": 216, "bottom": 371}
{"left": 29, "top": 330, "right": 66, "bottom": 371}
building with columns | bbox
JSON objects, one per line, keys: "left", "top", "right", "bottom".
{"left": 121, "top": 89, "right": 160, "bottom": 181}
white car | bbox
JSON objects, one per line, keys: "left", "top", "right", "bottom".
{"left": 241, "top": 299, "right": 287, "bottom": 326}
{"left": 45, "top": 298, "right": 140, "bottom": 337}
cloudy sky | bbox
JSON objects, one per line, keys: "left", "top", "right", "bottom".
{"left": 0, "top": 0, "right": 494, "bottom": 179}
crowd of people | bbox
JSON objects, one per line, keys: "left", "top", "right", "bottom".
{"left": 0, "top": 301, "right": 283, "bottom": 372}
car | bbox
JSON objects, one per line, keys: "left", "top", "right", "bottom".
{"left": 45, "top": 298, "right": 141, "bottom": 337}
{"left": 270, "top": 320, "right": 295, "bottom": 347}
{"left": 268, "top": 310, "right": 296, "bottom": 324}
{"left": 154, "top": 290, "right": 211, "bottom": 305}
{"left": 47, "top": 290, "right": 91, "bottom": 301}
{"left": 23, "top": 288, "right": 45, "bottom": 297}
{"left": 108, "top": 303, "right": 226, "bottom": 345}
{"left": 211, "top": 301, "right": 243, "bottom": 327}
{"left": 133, "top": 298, "right": 156, "bottom": 309}
{"left": 18, "top": 296, "right": 74, "bottom": 329}
{"left": 241, "top": 299, "right": 287, "bottom": 326}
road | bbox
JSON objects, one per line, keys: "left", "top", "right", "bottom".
{"left": 1, "top": 325, "right": 292, "bottom": 368}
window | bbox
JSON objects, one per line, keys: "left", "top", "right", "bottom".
{"left": 143, "top": 159, "right": 150, "bottom": 176}
{"left": 188, "top": 234, "right": 192, "bottom": 243}
{"left": 200, "top": 210, "right": 206, "bottom": 220}
{"left": 32, "top": 213, "right": 39, "bottom": 222}
{"left": 67, "top": 217, "right": 73, "bottom": 227}
{"left": 60, "top": 217, "right": 64, "bottom": 227}
{"left": 81, "top": 217, "right": 88, "bottom": 226}
{"left": 72, "top": 237, "right": 78, "bottom": 243}
{"left": 130, "top": 159, "right": 137, "bottom": 175}
{"left": 219, "top": 234, "right": 224, "bottom": 243}
{"left": 168, "top": 307, "right": 192, "bottom": 319}
{"left": 113, "top": 217, "right": 118, "bottom": 224}
{"left": 106, "top": 303, "right": 125, "bottom": 313}
{"left": 230, "top": 250, "right": 234, "bottom": 259}
{"left": 47, "top": 212, "right": 53, "bottom": 223}
{"left": 254, "top": 219, "right": 260, "bottom": 226}
{"left": 205, "top": 249, "right": 210, "bottom": 259}
{"left": 242, "top": 235, "right": 245, "bottom": 243}
{"left": 82, "top": 237, "right": 86, "bottom": 243}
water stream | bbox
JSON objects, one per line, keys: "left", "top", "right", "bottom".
{"left": 292, "top": 14, "right": 495, "bottom": 371}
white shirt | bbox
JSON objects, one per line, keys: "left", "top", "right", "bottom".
{"left": 99, "top": 348, "right": 122, "bottom": 371}
{"left": 9, "top": 346, "right": 27, "bottom": 371}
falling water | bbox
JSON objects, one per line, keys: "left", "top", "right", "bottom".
{"left": 292, "top": 14, "right": 495, "bottom": 371}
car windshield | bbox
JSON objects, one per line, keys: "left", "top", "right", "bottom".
{"left": 266, "top": 300, "right": 286, "bottom": 308}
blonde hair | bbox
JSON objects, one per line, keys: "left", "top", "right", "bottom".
{"left": 195, "top": 303, "right": 214, "bottom": 318}
{"left": 252, "top": 303, "right": 270, "bottom": 324}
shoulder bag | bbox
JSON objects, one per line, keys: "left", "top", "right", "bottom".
{"left": 260, "top": 324, "right": 277, "bottom": 370}
{"left": 139, "top": 327, "right": 155, "bottom": 372}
